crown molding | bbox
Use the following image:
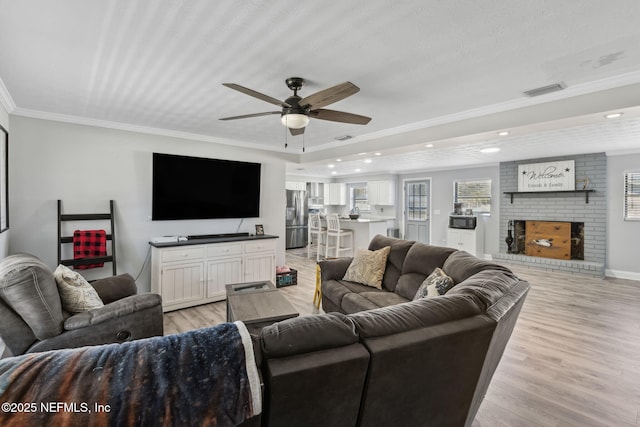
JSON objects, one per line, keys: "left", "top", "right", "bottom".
{"left": 11, "top": 107, "right": 298, "bottom": 160}
{"left": 0, "top": 78, "right": 16, "bottom": 113}
{"left": 606, "top": 147, "right": 640, "bottom": 157}
{"left": 307, "top": 70, "right": 640, "bottom": 154}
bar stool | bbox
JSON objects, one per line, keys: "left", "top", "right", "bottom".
{"left": 307, "top": 213, "right": 326, "bottom": 261}
{"left": 325, "top": 213, "right": 353, "bottom": 258}
{"left": 313, "top": 263, "right": 322, "bottom": 309}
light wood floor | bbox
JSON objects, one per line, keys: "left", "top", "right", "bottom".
{"left": 164, "top": 249, "right": 640, "bottom": 427}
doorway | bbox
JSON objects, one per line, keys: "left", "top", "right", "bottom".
{"left": 403, "top": 179, "right": 431, "bottom": 243}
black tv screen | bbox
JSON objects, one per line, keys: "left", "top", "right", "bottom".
{"left": 152, "top": 153, "right": 261, "bottom": 220}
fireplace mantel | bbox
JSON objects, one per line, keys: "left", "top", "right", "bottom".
{"left": 503, "top": 189, "right": 595, "bottom": 204}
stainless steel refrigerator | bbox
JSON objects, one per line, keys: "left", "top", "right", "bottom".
{"left": 285, "top": 189, "right": 308, "bottom": 249}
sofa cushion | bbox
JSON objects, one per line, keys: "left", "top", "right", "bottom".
{"left": 261, "top": 312, "right": 358, "bottom": 358}
{"left": 442, "top": 251, "right": 511, "bottom": 285}
{"left": 367, "top": 235, "right": 415, "bottom": 292}
{"left": 446, "top": 269, "right": 519, "bottom": 311}
{"left": 395, "top": 243, "right": 456, "bottom": 300}
{"left": 322, "top": 279, "right": 387, "bottom": 311}
{"left": 340, "top": 290, "right": 409, "bottom": 313}
{"left": 360, "top": 291, "right": 409, "bottom": 308}
{"left": 413, "top": 267, "right": 455, "bottom": 300}
{"left": 348, "top": 295, "right": 484, "bottom": 338}
{"left": 343, "top": 246, "right": 391, "bottom": 289}
{"left": 342, "top": 293, "right": 381, "bottom": 313}
{"left": 53, "top": 265, "right": 105, "bottom": 313}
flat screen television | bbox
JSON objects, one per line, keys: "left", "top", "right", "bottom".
{"left": 152, "top": 153, "right": 261, "bottom": 220}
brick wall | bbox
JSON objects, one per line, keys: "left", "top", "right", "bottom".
{"left": 495, "top": 153, "right": 606, "bottom": 276}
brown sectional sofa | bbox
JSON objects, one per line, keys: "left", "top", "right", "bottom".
{"left": 0, "top": 235, "right": 529, "bottom": 427}
{"left": 257, "top": 234, "right": 530, "bottom": 427}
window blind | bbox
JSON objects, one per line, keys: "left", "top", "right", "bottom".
{"left": 624, "top": 172, "right": 640, "bottom": 220}
{"left": 454, "top": 179, "right": 492, "bottom": 213}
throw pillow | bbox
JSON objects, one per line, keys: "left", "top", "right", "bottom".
{"left": 342, "top": 246, "right": 391, "bottom": 289}
{"left": 53, "top": 264, "right": 104, "bottom": 313}
{"left": 413, "top": 267, "right": 455, "bottom": 300}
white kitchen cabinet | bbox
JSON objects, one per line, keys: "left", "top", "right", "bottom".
{"left": 368, "top": 180, "right": 395, "bottom": 205}
{"left": 324, "top": 183, "right": 347, "bottom": 205}
{"left": 151, "top": 237, "right": 277, "bottom": 311}
{"left": 286, "top": 181, "right": 307, "bottom": 191}
{"left": 446, "top": 224, "right": 484, "bottom": 257}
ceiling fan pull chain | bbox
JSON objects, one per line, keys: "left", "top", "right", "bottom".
{"left": 302, "top": 132, "right": 305, "bottom": 153}
{"left": 284, "top": 119, "right": 288, "bottom": 149}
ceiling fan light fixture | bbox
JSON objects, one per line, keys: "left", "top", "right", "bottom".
{"left": 281, "top": 113, "right": 310, "bottom": 129}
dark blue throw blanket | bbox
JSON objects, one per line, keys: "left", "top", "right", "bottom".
{"left": 0, "top": 321, "right": 261, "bottom": 426}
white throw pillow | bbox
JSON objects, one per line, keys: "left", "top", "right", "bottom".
{"left": 53, "top": 264, "right": 104, "bottom": 313}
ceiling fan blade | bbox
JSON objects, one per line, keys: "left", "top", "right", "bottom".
{"left": 310, "top": 109, "right": 371, "bottom": 125}
{"left": 289, "top": 127, "right": 305, "bottom": 136}
{"left": 222, "top": 83, "right": 291, "bottom": 108}
{"left": 298, "top": 82, "right": 360, "bottom": 110}
{"left": 219, "top": 111, "right": 280, "bottom": 121}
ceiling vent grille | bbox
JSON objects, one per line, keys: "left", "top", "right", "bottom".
{"left": 334, "top": 135, "right": 353, "bottom": 141}
{"left": 523, "top": 82, "right": 566, "bottom": 97}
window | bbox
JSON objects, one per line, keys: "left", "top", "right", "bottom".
{"left": 624, "top": 172, "right": 640, "bottom": 220}
{"left": 454, "top": 179, "right": 492, "bottom": 213}
{"left": 349, "top": 182, "right": 370, "bottom": 212}
{"left": 406, "top": 182, "right": 428, "bottom": 220}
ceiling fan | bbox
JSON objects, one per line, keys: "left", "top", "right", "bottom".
{"left": 219, "top": 77, "right": 371, "bottom": 136}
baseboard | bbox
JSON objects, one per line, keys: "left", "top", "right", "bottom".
{"left": 604, "top": 269, "right": 640, "bottom": 282}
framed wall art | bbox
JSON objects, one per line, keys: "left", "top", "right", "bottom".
{"left": 0, "top": 124, "right": 7, "bottom": 232}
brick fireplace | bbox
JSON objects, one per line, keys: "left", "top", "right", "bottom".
{"left": 494, "top": 153, "right": 606, "bottom": 276}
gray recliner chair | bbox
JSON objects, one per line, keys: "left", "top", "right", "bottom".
{"left": 0, "top": 254, "right": 163, "bottom": 357}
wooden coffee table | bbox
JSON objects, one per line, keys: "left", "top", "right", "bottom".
{"left": 226, "top": 281, "right": 299, "bottom": 332}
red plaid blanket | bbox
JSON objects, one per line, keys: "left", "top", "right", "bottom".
{"left": 73, "top": 230, "right": 107, "bottom": 269}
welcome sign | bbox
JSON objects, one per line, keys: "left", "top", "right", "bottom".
{"left": 518, "top": 160, "right": 575, "bottom": 192}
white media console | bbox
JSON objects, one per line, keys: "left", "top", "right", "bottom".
{"left": 150, "top": 234, "right": 278, "bottom": 312}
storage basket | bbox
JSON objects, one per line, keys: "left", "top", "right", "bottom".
{"left": 276, "top": 268, "right": 298, "bottom": 287}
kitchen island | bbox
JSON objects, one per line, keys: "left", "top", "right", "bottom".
{"left": 337, "top": 218, "right": 388, "bottom": 253}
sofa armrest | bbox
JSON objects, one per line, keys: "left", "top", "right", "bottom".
{"left": 90, "top": 273, "right": 137, "bottom": 304}
{"left": 64, "top": 293, "right": 162, "bottom": 330}
{"left": 319, "top": 257, "right": 353, "bottom": 282}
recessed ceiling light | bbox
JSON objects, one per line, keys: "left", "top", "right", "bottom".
{"left": 480, "top": 147, "right": 501, "bottom": 153}
{"left": 374, "top": 152, "right": 381, "bottom": 156}
{"left": 355, "top": 168, "right": 361, "bottom": 172}
{"left": 364, "top": 159, "right": 372, "bottom": 164}
{"left": 357, "top": 152, "right": 367, "bottom": 156}
{"left": 425, "top": 144, "right": 434, "bottom": 148}
{"left": 328, "top": 164, "right": 335, "bottom": 168}
{"left": 336, "top": 158, "right": 342, "bottom": 162}
{"left": 331, "top": 171, "right": 337, "bottom": 175}
{"left": 605, "top": 112, "right": 623, "bottom": 119}
{"left": 497, "top": 131, "right": 510, "bottom": 136}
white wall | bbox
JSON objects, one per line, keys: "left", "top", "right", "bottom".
{"left": 606, "top": 152, "right": 640, "bottom": 279}
{"left": 9, "top": 116, "right": 288, "bottom": 291}
{"left": 0, "top": 104, "right": 8, "bottom": 258}
{"left": 398, "top": 166, "right": 500, "bottom": 257}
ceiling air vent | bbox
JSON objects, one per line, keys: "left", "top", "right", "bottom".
{"left": 334, "top": 135, "right": 353, "bottom": 141}
{"left": 523, "top": 82, "right": 566, "bottom": 97}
